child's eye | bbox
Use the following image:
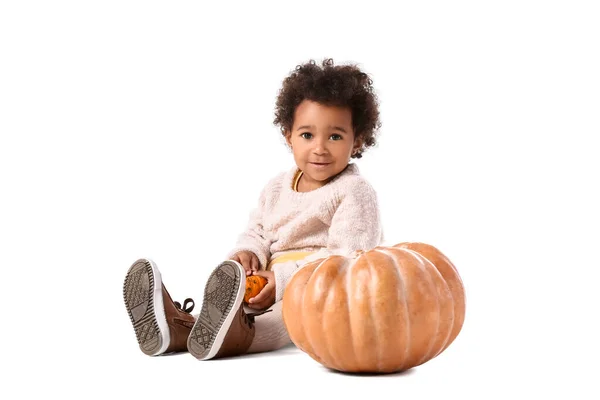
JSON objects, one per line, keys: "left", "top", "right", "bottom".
{"left": 300, "top": 132, "right": 313, "bottom": 139}
{"left": 330, "top": 134, "right": 343, "bottom": 141}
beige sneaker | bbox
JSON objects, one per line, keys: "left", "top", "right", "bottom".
{"left": 187, "top": 260, "right": 270, "bottom": 360}
{"left": 123, "top": 259, "right": 196, "bottom": 355}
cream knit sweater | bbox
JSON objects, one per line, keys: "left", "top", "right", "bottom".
{"left": 226, "top": 163, "right": 384, "bottom": 302}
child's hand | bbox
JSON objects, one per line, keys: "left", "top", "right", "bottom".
{"left": 247, "top": 270, "right": 275, "bottom": 310}
{"left": 231, "top": 251, "right": 259, "bottom": 276}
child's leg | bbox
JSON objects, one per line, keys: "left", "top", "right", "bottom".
{"left": 123, "top": 258, "right": 197, "bottom": 356}
{"left": 188, "top": 260, "right": 291, "bottom": 360}
{"left": 247, "top": 301, "right": 291, "bottom": 354}
{"left": 188, "top": 260, "right": 253, "bottom": 360}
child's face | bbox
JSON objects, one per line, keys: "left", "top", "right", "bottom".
{"left": 285, "top": 100, "right": 362, "bottom": 189}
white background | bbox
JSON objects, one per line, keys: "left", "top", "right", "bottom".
{"left": 1, "top": 1, "right": 598, "bottom": 398}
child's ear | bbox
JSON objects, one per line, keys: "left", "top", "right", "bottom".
{"left": 284, "top": 130, "right": 292, "bottom": 147}
{"left": 352, "top": 136, "right": 363, "bottom": 154}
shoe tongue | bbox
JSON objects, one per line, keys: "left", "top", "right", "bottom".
{"left": 246, "top": 308, "right": 273, "bottom": 323}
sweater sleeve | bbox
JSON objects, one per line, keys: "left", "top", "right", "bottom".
{"left": 273, "top": 178, "right": 384, "bottom": 302}
{"left": 225, "top": 181, "right": 274, "bottom": 269}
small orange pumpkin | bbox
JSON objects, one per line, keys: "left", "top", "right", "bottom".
{"left": 244, "top": 275, "right": 268, "bottom": 303}
{"left": 282, "top": 242, "right": 466, "bottom": 373}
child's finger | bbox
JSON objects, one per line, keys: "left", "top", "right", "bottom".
{"left": 232, "top": 254, "right": 246, "bottom": 270}
{"left": 247, "top": 301, "right": 267, "bottom": 310}
{"left": 243, "top": 263, "right": 252, "bottom": 276}
{"left": 248, "top": 294, "right": 274, "bottom": 310}
{"left": 250, "top": 256, "right": 258, "bottom": 272}
{"left": 248, "top": 283, "right": 272, "bottom": 304}
{"left": 253, "top": 269, "right": 270, "bottom": 279}
{"left": 248, "top": 297, "right": 269, "bottom": 310}
{"left": 238, "top": 255, "right": 252, "bottom": 275}
{"left": 248, "top": 292, "right": 266, "bottom": 304}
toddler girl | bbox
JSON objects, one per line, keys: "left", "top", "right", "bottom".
{"left": 123, "top": 58, "right": 384, "bottom": 360}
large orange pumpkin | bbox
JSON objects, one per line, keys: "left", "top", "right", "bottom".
{"left": 282, "top": 242, "right": 466, "bottom": 373}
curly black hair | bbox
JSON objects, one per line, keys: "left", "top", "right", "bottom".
{"left": 273, "top": 58, "right": 381, "bottom": 159}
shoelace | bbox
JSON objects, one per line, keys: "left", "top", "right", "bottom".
{"left": 174, "top": 298, "right": 195, "bottom": 313}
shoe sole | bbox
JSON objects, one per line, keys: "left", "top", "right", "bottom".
{"left": 123, "top": 258, "right": 170, "bottom": 356}
{"left": 187, "top": 260, "right": 245, "bottom": 360}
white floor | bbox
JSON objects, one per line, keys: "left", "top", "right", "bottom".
{"left": 13, "top": 295, "right": 595, "bottom": 400}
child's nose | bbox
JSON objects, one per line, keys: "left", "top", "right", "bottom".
{"left": 312, "top": 137, "right": 329, "bottom": 155}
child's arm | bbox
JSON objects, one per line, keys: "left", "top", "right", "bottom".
{"left": 226, "top": 184, "right": 273, "bottom": 270}
{"left": 272, "top": 178, "right": 384, "bottom": 302}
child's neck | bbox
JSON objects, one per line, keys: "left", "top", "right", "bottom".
{"left": 296, "top": 169, "right": 337, "bottom": 192}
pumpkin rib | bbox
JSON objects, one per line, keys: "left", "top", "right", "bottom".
{"left": 302, "top": 258, "right": 333, "bottom": 368}
{"left": 393, "top": 249, "right": 412, "bottom": 371}
{"left": 424, "top": 257, "right": 455, "bottom": 362}
{"left": 318, "top": 260, "right": 341, "bottom": 368}
{"left": 404, "top": 249, "right": 444, "bottom": 366}
{"left": 371, "top": 248, "right": 408, "bottom": 372}
{"left": 403, "top": 249, "right": 442, "bottom": 368}
{"left": 396, "top": 242, "right": 466, "bottom": 354}
{"left": 364, "top": 252, "right": 383, "bottom": 372}
{"left": 299, "top": 261, "right": 317, "bottom": 359}
{"left": 438, "top": 261, "right": 465, "bottom": 354}
{"left": 388, "top": 249, "right": 411, "bottom": 371}
{"left": 347, "top": 255, "right": 376, "bottom": 370}
{"left": 385, "top": 247, "right": 435, "bottom": 370}
{"left": 376, "top": 248, "right": 412, "bottom": 370}
{"left": 431, "top": 278, "right": 457, "bottom": 359}
{"left": 321, "top": 260, "right": 337, "bottom": 369}
{"left": 322, "top": 257, "right": 353, "bottom": 371}
{"left": 399, "top": 243, "right": 461, "bottom": 359}
{"left": 343, "top": 257, "right": 358, "bottom": 371}
{"left": 285, "top": 263, "right": 319, "bottom": 354}
{"left": 296, "top": 263, "right": 316, "bottom": 357}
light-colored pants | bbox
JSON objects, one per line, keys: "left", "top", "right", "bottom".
{"left": 246, "top": 300, "right": 290, "bottom": 353}
{"left": 247, "top": 251, "right": 315, "bottom": 353}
